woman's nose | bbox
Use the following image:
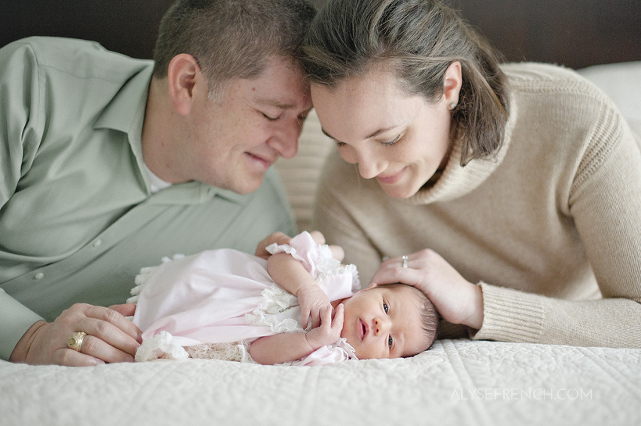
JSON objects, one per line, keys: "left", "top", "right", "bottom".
{"left": 356, "top": 151, "right": 386, "bottom": 179}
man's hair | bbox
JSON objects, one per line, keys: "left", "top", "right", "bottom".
{"left": 377, "top": 283, "right": 439, "bottom": 354}
{"left": 302, "top": 0, "right": 509, "bottom": 165}
{"left": 153, "top": 0, "right": 316, "bottom": 97}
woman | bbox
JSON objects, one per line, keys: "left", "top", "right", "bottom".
{"left": 302, "top": 0, "right": 641, "bottom": 347}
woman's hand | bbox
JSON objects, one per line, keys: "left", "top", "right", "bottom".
{"left": 305, "top": 304, "right": 344, "bottom": 350}
{"left": 371, "top": 249, "right": 484, "bottom": 329}
{"left": 9, "top": 303, "right": 142, "bottom": 366}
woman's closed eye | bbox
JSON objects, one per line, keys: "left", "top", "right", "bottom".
{"left": 381, "top": 133, "right": 403, "bottom": 146}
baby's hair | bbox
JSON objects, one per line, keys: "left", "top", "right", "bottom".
{"left": 376, "top": 283, "right": 439, "bottom": 354}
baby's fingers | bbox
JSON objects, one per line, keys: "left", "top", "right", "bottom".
{"left": 301, "top": 308, "right": 310, "bottom": 329}
{"left": 331, "top": 304, "right": 344, "bottom": 332}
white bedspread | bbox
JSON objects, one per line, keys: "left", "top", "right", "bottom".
{"left": 2, "top": 339, "right": 640, "bottom": 426}
{"left": 3, "top": 62, "right": 640, "bottom": 426}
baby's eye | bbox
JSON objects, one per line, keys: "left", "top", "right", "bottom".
{"left": 383, "top": 302, "right": 389, "bottom": 314}
{"left": 388, "top": 335, "right": 393, "bottom": 348}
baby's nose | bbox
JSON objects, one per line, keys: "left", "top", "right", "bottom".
{"left": 374, "top": 317, "right": 390, "bottom": 335}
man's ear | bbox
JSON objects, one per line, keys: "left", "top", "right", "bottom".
{"left": 443, "top": 60, "right": 462, "bottom": 109}
{"left": 166, "top": 53, "right": 204, "bottom": 116}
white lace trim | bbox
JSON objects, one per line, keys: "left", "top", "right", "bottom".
{"left": 127, "top": 254, "right": 184, "bottom": 304}
{"left": 318, "top": 263, "right": 361, "bottom": 294}
{"left": 135, "top": 331, "right": 190, "bottom": 361}
{"left": 185, "top": 341, "right": 256, "bottom": 363}
{"left": 266, "top": 241, "right": 361, "bottom": 292}
{"left": 135, "top": 331, "right": 257, "bottom": 363}
{"left": 245, "top": 285, "right": 303, "bottom": 333}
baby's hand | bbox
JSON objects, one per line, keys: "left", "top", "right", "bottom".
{"left": 305, "top": 304, "right": 344, "bottom": 350}
{"left": 297, "top": 285, "right": 332, "bottom": 328}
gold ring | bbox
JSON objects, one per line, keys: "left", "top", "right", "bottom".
{"left": 67, "top": 331, "right": 87, "bottom": 352}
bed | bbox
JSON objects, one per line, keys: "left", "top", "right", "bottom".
{"left": 1, "top": 1, "right": 641, "bottom": 425}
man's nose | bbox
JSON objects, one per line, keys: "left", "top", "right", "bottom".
{"left": 268, "top": 119, "right": 301, "bottom": 159}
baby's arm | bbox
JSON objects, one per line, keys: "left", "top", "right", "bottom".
{"left": 267, "top": 252, "right": 332, "bottom": 328}
{"left": 249, "top": 304, "right": 344, "bottom": 365}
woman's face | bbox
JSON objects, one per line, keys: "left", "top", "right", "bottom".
{"left": 311, "top": 67, "right": 455, "bottom": 199}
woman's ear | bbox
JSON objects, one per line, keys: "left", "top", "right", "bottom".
{"left": 443, "top": 61, "right": 463, "bottom": 110}
{"left": 166, "top": 53, "right": 204, "bottom": 116}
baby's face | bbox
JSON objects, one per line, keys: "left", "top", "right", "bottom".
{"left": 339, "top": 285, "right": 430, "bottom": 359}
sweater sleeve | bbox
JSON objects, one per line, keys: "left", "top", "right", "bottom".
{"left": 473, "top": 100, "right": 641, "bottom": 348}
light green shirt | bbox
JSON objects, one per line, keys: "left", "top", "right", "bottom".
{"left": 0, "top": 37, "right": 296, "bottom": 360}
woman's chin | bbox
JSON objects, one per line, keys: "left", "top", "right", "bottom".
{"left": 379, "top": 184, "right": 419, "bottom": 199}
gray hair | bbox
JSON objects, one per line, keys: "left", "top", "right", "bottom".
{"left": 302, "top": 0, "right": 509, "bottom": 165}
{"left": 154, "top": 0, "right": 316, "bottom": 97}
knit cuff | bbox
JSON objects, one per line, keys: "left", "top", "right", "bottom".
{"left": 470, "top": 282, "right": 545, "bottom": 344}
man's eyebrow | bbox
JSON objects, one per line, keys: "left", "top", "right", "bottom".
{"left": 255, "top": 98, "right": 298, "bottom": 110}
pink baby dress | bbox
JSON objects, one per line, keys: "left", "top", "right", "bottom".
{"left": 129, "top": 232, "right": 360, "bottom": 365}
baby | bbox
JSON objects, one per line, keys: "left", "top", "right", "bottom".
{"left": 129, "top": 232, "right": 439, "bottom": 366}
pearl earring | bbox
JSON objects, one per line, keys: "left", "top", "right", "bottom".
{"left": 449, "top": 102, "right": 457, "bottom": 110}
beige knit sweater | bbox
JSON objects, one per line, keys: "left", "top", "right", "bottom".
{"left": 314, "top": 63, "right": 641, "bottom": 348}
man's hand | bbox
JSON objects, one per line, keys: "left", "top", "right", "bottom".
{"left": 255, "top": 232, "right": 291, "bottom": 260}
{"left": 10, "top": 303, "right": 142, "bottom": 366}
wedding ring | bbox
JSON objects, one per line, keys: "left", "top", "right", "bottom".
{"left": 67, "top": 331, "right": 87, "bottom": 352}
{"left": 401, "top": 255, "right": 408, "bottom": 268}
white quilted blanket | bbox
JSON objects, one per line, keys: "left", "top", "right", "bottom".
{"left": 2, "top": 339, "right": 640, "bottom": 426}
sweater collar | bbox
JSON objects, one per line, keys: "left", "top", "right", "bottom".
{"left": 403, "top": 91, "right": 517, "bottom": 205}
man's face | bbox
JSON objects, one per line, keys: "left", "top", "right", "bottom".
{"left": 182, "top": 56, "right": 312, "bottom": 194}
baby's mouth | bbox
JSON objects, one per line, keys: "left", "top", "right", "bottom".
{"left": 359, "top": 319, "right": 368, "bottom": 340}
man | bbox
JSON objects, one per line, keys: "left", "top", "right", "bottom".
{"left": 0, "top": 0, "right": 315, "bottom": 366}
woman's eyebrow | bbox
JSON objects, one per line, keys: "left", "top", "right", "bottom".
{"left": 321, "top": 124, "right": 400, "bottom": 141}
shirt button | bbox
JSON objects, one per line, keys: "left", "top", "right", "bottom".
{"left": 93, "top": 239, "right": 103, "bottom": 248}
{"left": 34, "top": 273, "right": 44, "bottom": 280}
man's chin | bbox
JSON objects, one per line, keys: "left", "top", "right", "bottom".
{"left": 229, "top": 176, "right": 265, "bottom": 194}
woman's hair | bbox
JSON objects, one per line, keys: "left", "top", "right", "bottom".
{"left": 302, "top": 0, "right": 510, "bottom": 165}
{"left": 377, "top": 283, "right": 439, "bottom": 353}
{"left": 153, "top": 0, "right": 316, "bottom": 98}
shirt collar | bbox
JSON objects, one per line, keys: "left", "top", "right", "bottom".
{"left": 92, "top": 62, "right": 248, "bottom": 205}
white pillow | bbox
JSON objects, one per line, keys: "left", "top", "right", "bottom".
{"left": 577, "top": 61, "right": 641, "bottom": 136}
{"left": 274, "top": 109, "right": 334, "bottom": 232}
